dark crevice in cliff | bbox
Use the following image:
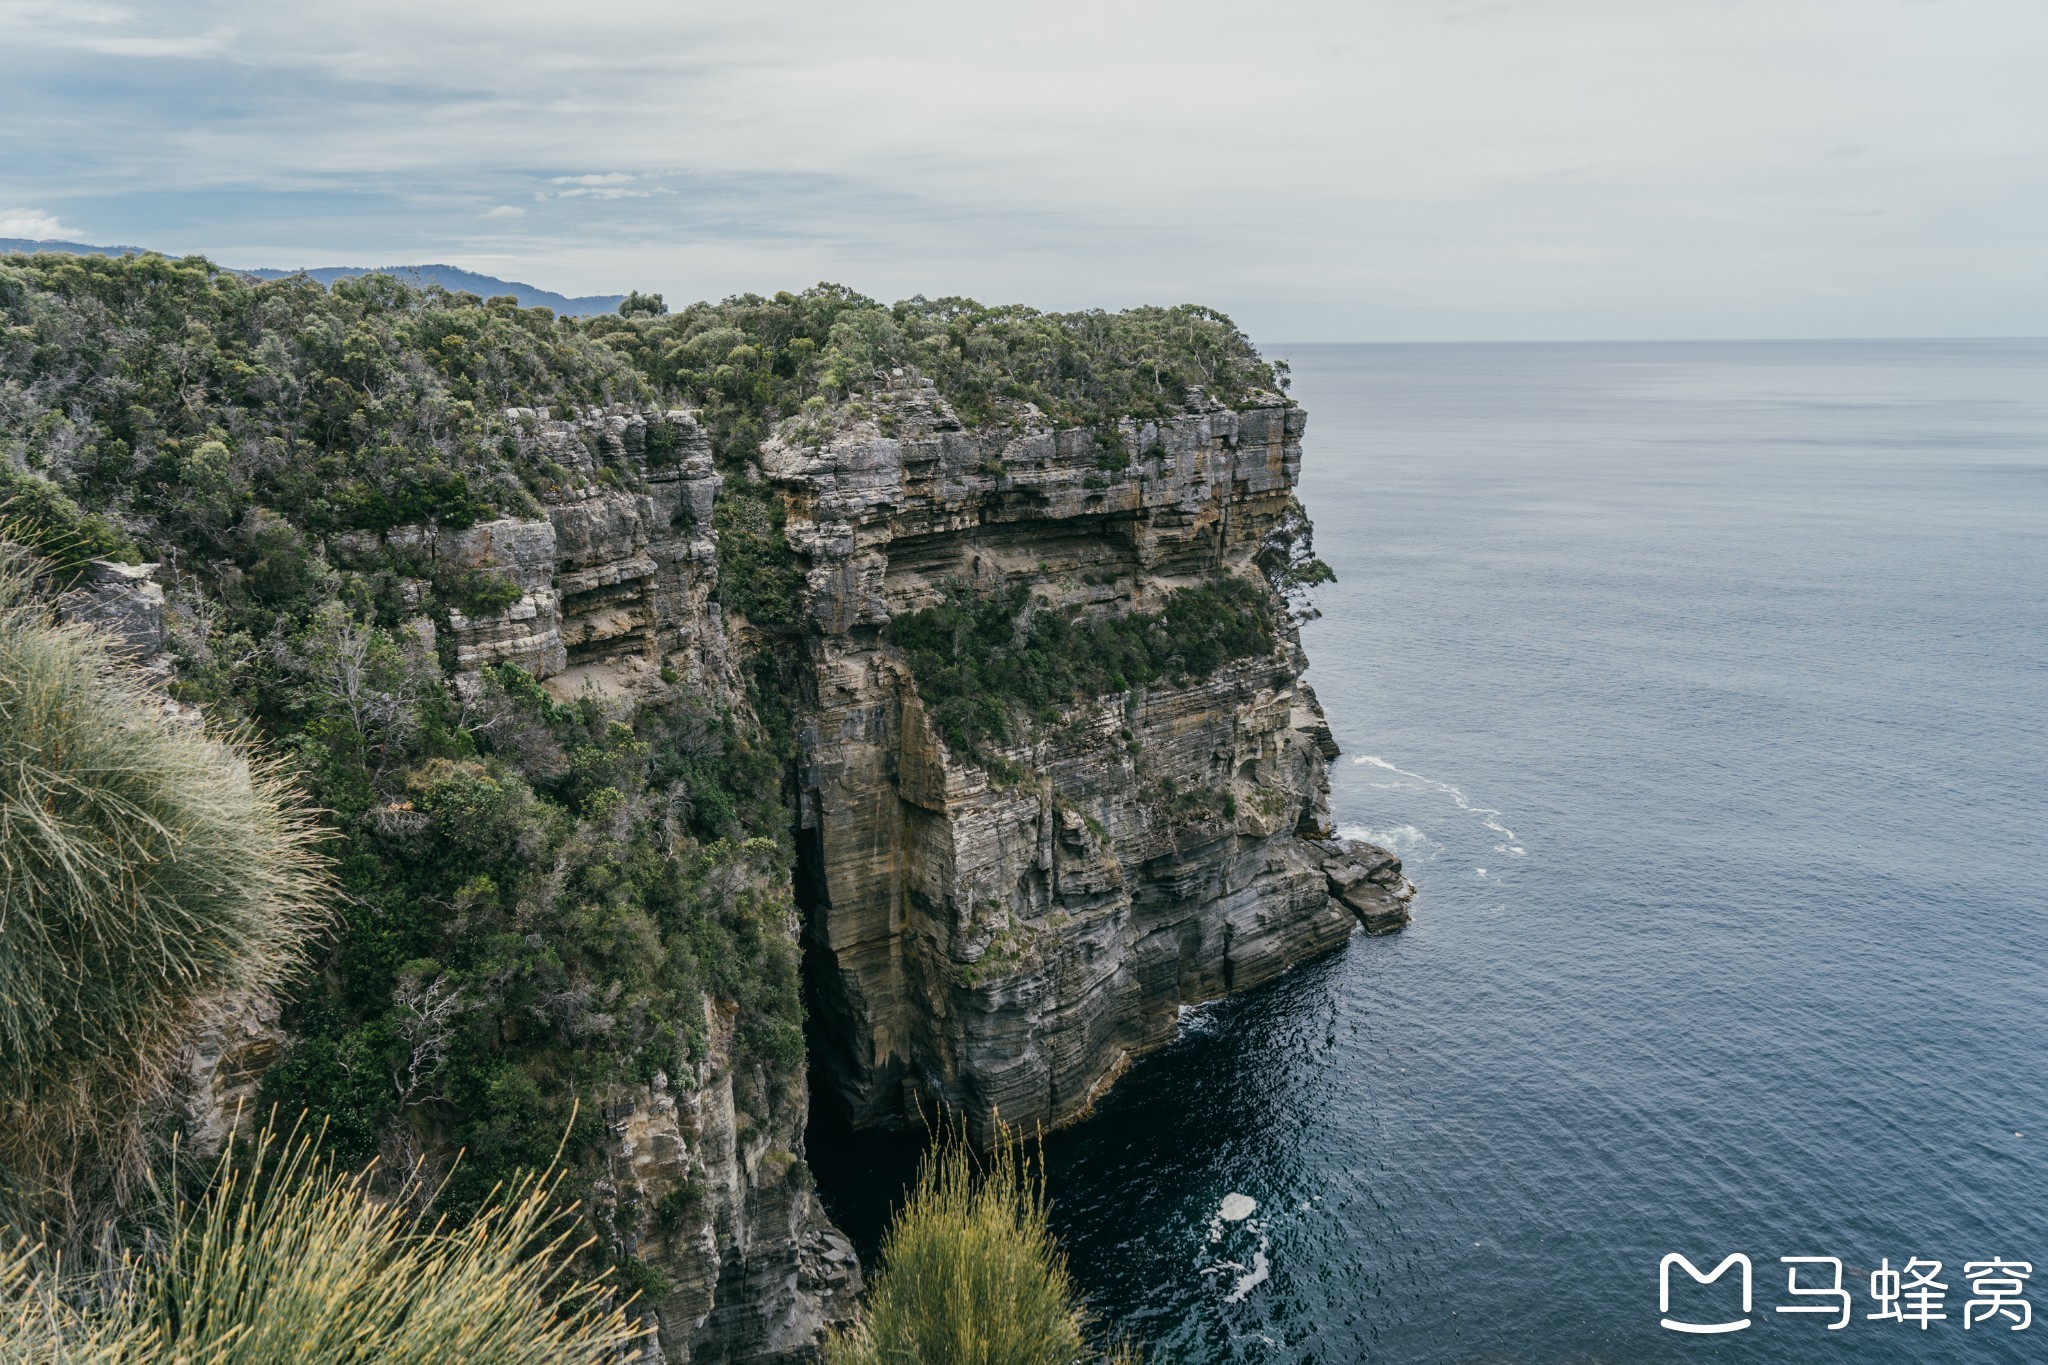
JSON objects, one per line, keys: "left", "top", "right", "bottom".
{"left": 794, "top": 815, "right": 864, "bottom": 1128}
{"left": 802, "top": 1075, "right": 926, "bottom": 1267}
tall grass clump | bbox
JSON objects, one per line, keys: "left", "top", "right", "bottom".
{"left": 0, "top": 549, "right": 330, "bottom": 1214}
{"left": 826, "top": 1123, "right": 1136, "bottom": 1365}
{"left": 0, "top": 1123, "right": 643, "bottom": 1362}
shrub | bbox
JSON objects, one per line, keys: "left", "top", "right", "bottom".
{"left": 0, "top": 469, "right": 139, "bottom": 576}
{"left": 0, "top": 550, "right": 331, "bottom": 1215}
{"left": 0, "top": 1122, "right": 643, "bottom": 1363}
{"left": 884, "top": 576, "right": 1277, "bottom": 765}
{"left": 825, "top": 1124, "right": 1135, "bottom": 1365}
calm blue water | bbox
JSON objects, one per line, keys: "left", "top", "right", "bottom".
{"left": 1034, "top": 341, "right": 2048, "bottom": 1363}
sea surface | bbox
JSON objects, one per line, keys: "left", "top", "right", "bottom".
{"left": 818, "top": 340, "right": 2048, "bottom": 1363}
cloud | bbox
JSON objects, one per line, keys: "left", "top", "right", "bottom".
{"left": 547, "top": 187, "right": 661, "bottom": 200}
{"left": 0, "top": 2, "right": 234, "bottom": 58}
{"left": 1, "top": 0, "right": 2044, "bottom": 338}
{"left": 0, "top": 207, "right": 76, "bottom": 238}
{"left": 483, "top": 204, "right": 525, "bottom": 219}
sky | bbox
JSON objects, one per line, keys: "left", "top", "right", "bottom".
{"left": 2, "top": 0, "right": 2044, "bottom": 341}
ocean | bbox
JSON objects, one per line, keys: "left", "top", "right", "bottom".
{"left": 809, "top": 340, "right": 2048, "bottom": 1362}
{"left": 1032, "top": 340, "right": 2048, "bottom": 1362}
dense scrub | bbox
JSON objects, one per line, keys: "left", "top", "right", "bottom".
{"left": 583, "top": 287, "right": 1282, "bottom": 442}
{"left": 0, "top": 253, "right": 647, "bottom": 548}
{"left": 884, "top": 577, "right": 1278, "bottom": 765}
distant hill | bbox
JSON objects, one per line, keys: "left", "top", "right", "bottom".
{"left": 0, "top": 238, "right": 628, "bottom": 317}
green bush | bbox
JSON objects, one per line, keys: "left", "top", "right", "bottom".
{"left": 884, "top": 577, "right": 1277, "bottom": 763}
{"left": 0, "top": 552, "right": 331, "bottom": 1213}
{"left": 826, "top": 1125, "right": 1134, "bottom": 1365}
{"left": 0, "top": 1122, "right": 642, "bottom": 1363}
{"left": 0, "top": 469, "right": 139, "bottom": 575}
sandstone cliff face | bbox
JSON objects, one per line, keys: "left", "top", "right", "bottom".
{"left": 768, "top": 376, "right": 1412, "bottom": 1138}
{"left": 596, "top": 998, "right": 858, "bottom": 1363}
{"left": 67, "top": 386, "right": 1405, "bottom": 1360}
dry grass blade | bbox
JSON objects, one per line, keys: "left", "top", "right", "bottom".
{"left": 0, "top": 1235, "right": 160, "bottom": 1363}
{"left": 130, "top": 1124, "right": 641, "bottom": 1364}
{"left": 0, "top": 1123, "right": 643, "bottom": 1363}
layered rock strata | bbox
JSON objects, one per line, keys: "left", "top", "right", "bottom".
{"left": 62, "top": 384, "right": 1405, "bottom": 1360}
{"left": 327, "top": 407, "right": 736, "bottom": 699}
{"left": 770, "top": 376, "right": 1413, "bottom": 1138}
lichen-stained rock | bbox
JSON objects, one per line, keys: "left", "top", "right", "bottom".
{"left": 773, "top": 375, "right": 1384, "bottom": 1140}
{"left": 56, "top": 558, "right": 167, "bottom": 660}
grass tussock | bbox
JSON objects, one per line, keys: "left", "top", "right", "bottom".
{"left": 826, "top": 1123, "right": 1138, "bottom": 1365}
{"left": 0, "top": 550, "right": 331, "bottom": 1215}
{"left": 0, "top": 1123, "right": 643, "bottom": 1363}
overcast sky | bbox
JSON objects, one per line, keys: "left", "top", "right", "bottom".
{"left": 2, "top": 0, "right": 2043, "bottom": 340}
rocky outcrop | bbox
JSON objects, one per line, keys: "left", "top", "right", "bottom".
{"left": 771, "top": 375, "right": 1410, "bottom": 1140}
{"left": 1317, "top": 840, "right": 1417, "bottom": 935}
{"left": 327, "top": 408, "right": 737, "bottom": 699}
{"left": 174, "top": 990, "right": 287, "bottom": 1160}
{"left": 597, "top": 1001, "right": 859, "bottom": 1363}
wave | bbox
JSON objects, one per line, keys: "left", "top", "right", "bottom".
{"left": 1351, "top": 754, "right": 1527, "bottom": 857}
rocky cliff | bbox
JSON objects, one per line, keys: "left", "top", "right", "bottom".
{"left": 767, "top": 374, "right": 1412, "bottom": 1138}
{"left": 9, "top": 252, "right": 1415, "bottom": 1363}
{"left": 51, "top": 387, "right": 1407, "bottom": 1358}
{"left": 294, "top": 408, "right": 854, "bottom": 1363}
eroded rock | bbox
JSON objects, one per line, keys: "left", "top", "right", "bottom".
{"left": 1316, "top": 839, "right": 1417, "bottom": 935}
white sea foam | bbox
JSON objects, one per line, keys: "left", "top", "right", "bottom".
{"left": 1336, "top": 821, "right": 1431, "bottom": 857}
{"left": 1351, "top": 755, "right": 1527, "bottom": 856}
{"left": 1225, "top": 1244, "right": 1271, "bottom": 1302}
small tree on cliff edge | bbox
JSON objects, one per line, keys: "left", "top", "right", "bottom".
{"left": 826, "top": 1120, "right": 1139, "bottom": 1365}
